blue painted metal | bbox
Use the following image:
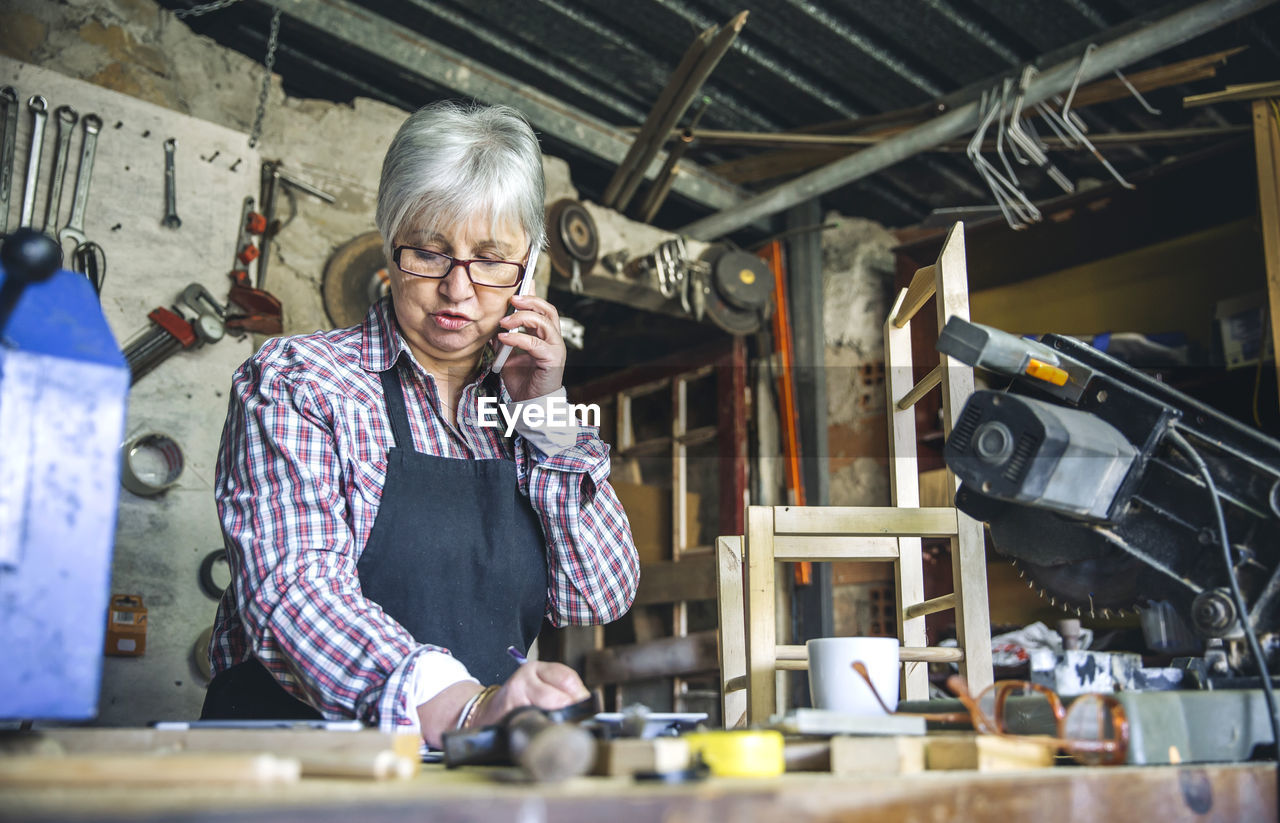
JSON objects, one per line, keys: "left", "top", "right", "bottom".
{"left": 0, "top": 264, "right": 128, "bottom": 720}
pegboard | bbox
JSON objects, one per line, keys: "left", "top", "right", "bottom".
{"left": 0, "top": 57, "right": 259, "bottom": 725}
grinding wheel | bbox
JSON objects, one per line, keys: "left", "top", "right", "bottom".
{"left": 546, "top": 199, "right": 598, "bottom": 281}
{"left": 323, "top": 231, "right": 391, "bottom": 329}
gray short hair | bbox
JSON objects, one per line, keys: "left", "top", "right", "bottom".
{"left": 376, "top": 101, "right": 546, "bottom": 258}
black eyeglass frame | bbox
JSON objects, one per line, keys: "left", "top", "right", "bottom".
{"left": 392, "top": 245, "right": 528, "bottom": 288}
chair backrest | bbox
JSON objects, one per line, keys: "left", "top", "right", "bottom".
{"left": 717, "top": 222, "right": 993, "bottom": 725}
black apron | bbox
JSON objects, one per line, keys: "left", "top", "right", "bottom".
{"left": 202, "top": 363, "right": 548, "bottom": 720}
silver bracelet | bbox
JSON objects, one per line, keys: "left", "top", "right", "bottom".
{"left": 455, "top": 688, "right": 485, "bottom": 730}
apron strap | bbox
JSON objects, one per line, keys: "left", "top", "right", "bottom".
{"left": 378, "top": 366, "right": 415, "bottom": 452}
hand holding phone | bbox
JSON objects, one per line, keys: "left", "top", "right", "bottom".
{"left": 491, "top": 244, "right": 540, "bottom": 374}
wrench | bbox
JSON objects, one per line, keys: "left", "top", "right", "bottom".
{"left": 18, "top": 96, "right": 47, "bottom": 228}
{"left": 0, "top": 87, "right": 18, "bottom": 234}
{"left": 58, "top": 113, "right": 102, "bottom": 252}
{"left": 162, "top": 137, "right": 181, "bottom": 229}
{"left": 43, "top": 105, "right": 78, "bottom": 235}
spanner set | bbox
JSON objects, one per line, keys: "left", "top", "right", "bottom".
{"left": 0, "top": 84, "right": 104, "bottom": 289}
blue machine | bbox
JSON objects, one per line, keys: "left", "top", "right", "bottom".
{"left": 0, "top": 230, "right": 128, "bottom": 720}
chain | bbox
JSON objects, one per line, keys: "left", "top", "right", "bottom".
{"left": 247, "top": 8, "right": 281, "bottom": 149}
{"left": 174, "top": 0, "right": 244, "bottom": 19}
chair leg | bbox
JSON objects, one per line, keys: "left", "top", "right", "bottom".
{"left": 895, "top": 536, "right": 930, "bottom": 701}
{"left": 951, "top": 516, "right": 994, "bottom": 694}
{"left": 716, "top": 536, "right": 747, "bottom": 729}
{"left": 745, "top": 506, "right": 779, "bottom": 725}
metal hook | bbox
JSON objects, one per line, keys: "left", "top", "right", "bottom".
{"left": 1062, "top": 43, "right": 1097, "bottom": 121}
{"left": 1113, "top": 68, "right": 1162, "bottom": 115}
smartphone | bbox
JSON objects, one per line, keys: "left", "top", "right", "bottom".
{"left": 491, "top": 244, "right": 540, "bottom": 374}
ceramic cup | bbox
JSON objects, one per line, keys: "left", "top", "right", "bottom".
{"left": 806, "top": 636, "right": 900, "bottom": 715}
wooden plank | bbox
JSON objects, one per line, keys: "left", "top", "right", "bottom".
{"left": 637, "top": 548, "right": 717, "bottom": 605}
{"left": 716, "top": 536, "right": 748, "bottom": 729}
{"left": 594, "top": 738, "right": 691, "bottom": 777}
{"left": 934, "top": 223, "right": 994, "bottom": 698}
{"left": 1185, "top": 80, "right": 1280, "bottom": 107}
{"left": 745, "top": 505, "right": 779, "bottom": 724}
{"left": 1253, "top": 99, "right": 1280, "bottom": 413}
{"left": 773, "top": 535, "right": 900, "bottom": 561}
{"left": 1071, "top": 46, "right": 1245, "bottom": 107}
{"left": 884, "top": 284, "right": 929, "bottom": 700}
{"left": 773, "top": 506, "right": 959, "bottom": 537}
{"left": 926, "top": 734, "right": 1055, "bottom": 772}
{"left": 583, "top": 630, "right": 719, "bottom": 686}
{"left": 830, "top": 736, "right": 926, "bottom": 777}
{"left": 774, "top": 644, "right": 963, "bottom": 665}
{"left": 0, "top": 754, "right": 301, "bottom": 786}
{"left": 892, "top": 264, "right": 937, "bottom": 328}
{"left": 7, "top": 728, "right": 419, "bottom": 760}
{"left": 718, "top": 337, "right": 748, "bottom": 537}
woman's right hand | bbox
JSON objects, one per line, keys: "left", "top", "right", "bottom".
{"left": 416, "top": 661, "right": 591, "bottom": 748}
{"left": 469, "top": 661, "right": 591, "bottom": 729}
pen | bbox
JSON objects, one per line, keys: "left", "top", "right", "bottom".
{"left": 507, "top": 645, "right": 528, "bottom": 664}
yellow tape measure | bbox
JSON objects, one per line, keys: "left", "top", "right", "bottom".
{"left": 682, "top": 731, "right": 785, "bottom": 777}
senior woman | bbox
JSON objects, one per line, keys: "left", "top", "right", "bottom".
{"left": 202, "top": 101, "right": 639, "bottom": 746}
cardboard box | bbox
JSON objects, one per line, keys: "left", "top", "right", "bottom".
{"left": 612, "top": 482, "right": 702, "bottom": 565}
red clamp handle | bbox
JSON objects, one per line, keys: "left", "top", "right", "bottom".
{"left": 148, "top": 307, "right": 197, "bottom": 348}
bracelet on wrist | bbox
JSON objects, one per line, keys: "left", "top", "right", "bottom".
{"left": 458, "top": 684, "right": 500, "bottom": 730}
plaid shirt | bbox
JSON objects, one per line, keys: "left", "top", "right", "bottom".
{"left": 210, "top": 297, "right": 638, "bottom": 730}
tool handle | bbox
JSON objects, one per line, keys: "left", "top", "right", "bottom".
{"left": 0, "top": 228, "right": 61, "bottom": 335}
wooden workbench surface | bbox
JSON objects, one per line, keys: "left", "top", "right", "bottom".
{"left": 1, "top": 761, "right": 1273, "bottom": 822}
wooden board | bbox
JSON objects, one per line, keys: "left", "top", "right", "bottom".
{"left": 1253, "top": 99, "right": 1280, "bottom": 414}
{"left": 1, "top": 760, "right": 1274, "bottom": 822}
{"left": 926, "top": 733, "right": 1055, "bottom": 772}
{"left": 594, "top": 738, "right": 691, "bottom": 777}
{"left": 830, "top": 735, "right": 926, "bottom": 776}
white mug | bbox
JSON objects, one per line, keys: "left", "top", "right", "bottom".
{"left": 806, "top": 636, "right": 900, "bottom": 715}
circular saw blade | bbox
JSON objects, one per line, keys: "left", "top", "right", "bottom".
{"left": 323, "top": 231, "right": 389, "bottom": 329}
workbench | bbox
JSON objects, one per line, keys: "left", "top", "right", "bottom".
{"left": 2, "top": 761, "right": 1273, "bottom": 822}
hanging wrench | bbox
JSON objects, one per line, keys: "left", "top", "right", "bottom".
{"left": 43, "top": 105, "right": 78, "bottom": 236}
{"left": 58, "top": 113, "right": 102, "bottom": 253}
{"left": 18, "top": 96, "right": 47, "bottom": 228}
{"left": 0, "top": 87, "right": 18, "bottom": 234}
{"left": 162, "top": 138, "right": 181, "bottom": 229}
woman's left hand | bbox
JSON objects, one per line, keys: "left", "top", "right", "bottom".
{"left": 497, "top": 293, "right": 566, "bottom": 401}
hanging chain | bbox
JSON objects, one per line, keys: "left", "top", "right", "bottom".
{"left": 247, "top": 8, "right": 281, "bottom": 149}
{"left": 174, "top": 0, "right": 245, "bottom": 19}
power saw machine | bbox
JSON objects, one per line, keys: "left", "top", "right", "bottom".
{"left": 939, "top": 317, "right": 1280, "bottom": 684}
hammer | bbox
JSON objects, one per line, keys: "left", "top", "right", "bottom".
{"left": 442, "top": 699, "right": 596, "bottom": 783}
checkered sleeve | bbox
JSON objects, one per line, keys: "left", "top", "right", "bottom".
{"left": 215, "top": 342, "right": 464, "bottom": 730}
{"left": 519, "top": 425, "right": 639, "bottom": 627}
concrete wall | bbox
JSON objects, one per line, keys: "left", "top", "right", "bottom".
{"left": 821, "top": 215, "right": 898, "bottom": 509}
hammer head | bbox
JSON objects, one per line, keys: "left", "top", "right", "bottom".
{"left": 442, "top": 698, "right": 598, "bottom": 782}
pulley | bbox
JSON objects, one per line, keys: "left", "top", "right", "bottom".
{"left": 701, "top": 246, "right": 773, "bottom": 335}
{"left": 546, "top": 199, "right": 598, "bottom": 294}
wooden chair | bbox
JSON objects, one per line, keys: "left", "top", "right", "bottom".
{"left": 718, "top": 222, "right": 993, "bottom": 725}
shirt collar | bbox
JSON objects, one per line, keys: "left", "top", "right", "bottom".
{"left": 359, "top": 297, "right": 500, "bottom": 391}
{"left": 359, "top": 297, "right": 411, "bottom": 373}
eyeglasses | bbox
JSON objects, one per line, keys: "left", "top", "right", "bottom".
{"left": 850, "top": 661, "right": 1129, "bottom": 766}
{"left": 393, "top": 246, "right": 526, "bottom": 288}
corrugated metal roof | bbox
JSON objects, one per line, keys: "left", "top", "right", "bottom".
{"left": 164, "top": 0, "right": 1279, "bottom": 233}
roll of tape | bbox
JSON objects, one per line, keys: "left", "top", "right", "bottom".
{"left": 121, "top": 432, "right": 184, "bottom": 496}
{"left": 682, "top": 731, "right": 785, "bottom": 778}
